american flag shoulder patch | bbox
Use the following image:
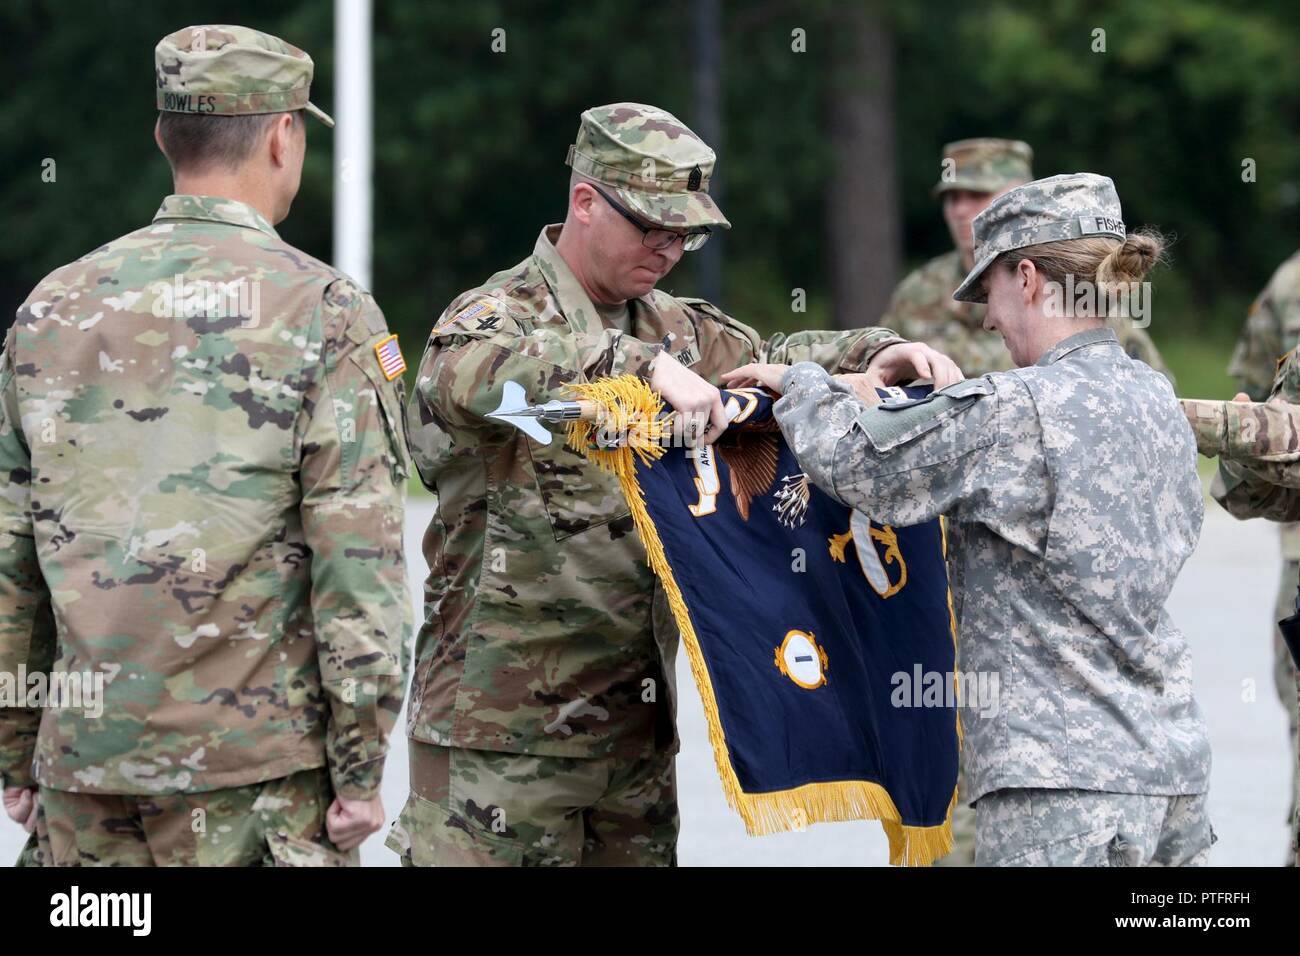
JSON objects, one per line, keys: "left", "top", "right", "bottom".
{"left": 373, "top": 334, "right": 406, "bottom": 381}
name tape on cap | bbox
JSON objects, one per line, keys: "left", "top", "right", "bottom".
{"left": 1077, "top": 215, "right": 1126, "bottom": 237}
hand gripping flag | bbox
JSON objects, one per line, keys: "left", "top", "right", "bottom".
{"left": 565, "top": 375, "right": 960, "bottom": 865}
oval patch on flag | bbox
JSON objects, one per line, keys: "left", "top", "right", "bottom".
{"left": 373, "top": 334, "right": 406, "bottom": 381}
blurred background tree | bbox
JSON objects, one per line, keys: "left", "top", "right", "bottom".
{"left": 3, "top": 0, "right": 1299, "bottom": 398}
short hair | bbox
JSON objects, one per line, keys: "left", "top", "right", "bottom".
{"left": 157, "top": 109, "right": 302, "bottom": 174}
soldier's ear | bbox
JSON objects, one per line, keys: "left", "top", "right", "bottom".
{"left": 153, "top": 117, "right": 166, "bottom": 157}
{"left": 570, "top": 182, "right": 598, "bottom": 226}
{"left": 1016, "top": 259, "right": 1039, "bottom": 306}
{"left": 267, "top": 113, "right": 299, "bottom": 170}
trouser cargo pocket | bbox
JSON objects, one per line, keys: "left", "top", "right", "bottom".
{"left": 385, "top": 791, "right": 524, "bottom": 867}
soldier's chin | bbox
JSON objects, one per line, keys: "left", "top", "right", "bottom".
{"left": 627, "top": 275, "right": 660, "bottom": 297}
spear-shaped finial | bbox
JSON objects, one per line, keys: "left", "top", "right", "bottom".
{"left": 485, "top": 381, "right": 602, "bottom": 445}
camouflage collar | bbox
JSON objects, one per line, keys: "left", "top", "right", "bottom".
{"left": 153, "top": 194, "right": 280, "bottom": 238}
{"left": 1035, "top": 326, "right": 1119, "bottom": 366}
{"left": 531, "top": 224, "right": 698, "bottom": 367}
{"left": 534, "top": 224, "right": 622, "bottom": 340}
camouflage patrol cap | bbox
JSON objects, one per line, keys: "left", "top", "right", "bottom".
{"left": 932, "top": 138, "right": 1033, "bottom": 197}
{"left": 565, "top": 103, "right": 730, "bottom": 230}
{"left": 953, "top": 173, "right": 1127, "bottom": 303}
{"left": 155, "top": 25, "right": 334, "bottom": 127}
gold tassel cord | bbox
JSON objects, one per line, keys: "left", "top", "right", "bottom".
{"left": 563, "top": 376, "right": 674, "bottom": 472}
{"left": 564, "top": 375, "right": 954, "bottom": 865}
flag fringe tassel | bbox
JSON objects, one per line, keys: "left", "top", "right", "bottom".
{"left": 566, "top": 374, "right": 956, "bottom": 867}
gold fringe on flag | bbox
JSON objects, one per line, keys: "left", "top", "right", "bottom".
{"left": 564, "top": 374, "right": 958, "bottom": 866}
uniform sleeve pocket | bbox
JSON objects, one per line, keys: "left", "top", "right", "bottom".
{"left": 858, "top": 378, "right": 996, "bottom": 454}
{"left": 350, "top": 350, "right": 412, "bottom": 483}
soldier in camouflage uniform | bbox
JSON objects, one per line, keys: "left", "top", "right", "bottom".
{"left": 880, "top": 140, "right": 1171, "bottom": 867}
{"left": 734, "top": 174, "right": 1215, "bottom": 866}
{"left": 879, "top": 139, "right": 1170, "bottom": 381}
{"left": 1183, "top": 351, "right": 1300, "bottom": 867}
{"left": 0, "top": 26, "right": 411, "bottom": 866}
{"left": 386, "top": 103, "right": 960, "bottom": 866}
{"left": 1221, "top": 253, "right": 1300, "bottom": 864}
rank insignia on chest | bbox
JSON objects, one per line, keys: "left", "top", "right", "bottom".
{"left": 374, "top": 334, "right": 406, "bottom": 381}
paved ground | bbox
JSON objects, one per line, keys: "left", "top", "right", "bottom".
{"left": 3, "top": 498, "right": 1292, "bottom": 866}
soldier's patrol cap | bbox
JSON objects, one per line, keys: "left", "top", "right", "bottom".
{"left": 155, "top": 25, "right": 334, "bottom": 128}
{"left": 953, "top": 173, "right": 1127, "bottom": 303}
{"left": 565, "top": 103, "right": 730, "bottom": 230}
{"left": 932, "top": 138, "right": 1033, "bottom": 198}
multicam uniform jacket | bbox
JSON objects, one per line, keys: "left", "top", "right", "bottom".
{"left": 0, "top": 195, "right": 411, "bottom": 800}
{"left": 406, "top": 224, "right": 905, "bottom": 760}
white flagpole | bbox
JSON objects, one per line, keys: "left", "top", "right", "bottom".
{"left": 333, "top": 0, "right": 373, "bottom": 289}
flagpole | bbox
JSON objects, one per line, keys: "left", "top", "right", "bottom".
{"left": 333, "top": 0, "right": 373, "bottom": 289}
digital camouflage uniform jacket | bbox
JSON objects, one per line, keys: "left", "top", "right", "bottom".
{"left": 406, "top": 224, "right": 904, "bottom": 760}
{"left": 775, "top": 327, "right": 1211, "bottom": 803}
{"left": 0, "top": 195, "right": 411, "bottom": 799}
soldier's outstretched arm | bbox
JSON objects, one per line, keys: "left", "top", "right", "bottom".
{"left": 0, "top": 329, "right": 56, "bottom": 792}
{"left": 1182, "top": 396, "right": 1300, "bottom": 522}
{"left": 773, "top": 361, "right": 999, "bottom": 527}
{"left": 759, "top": 325, "right": 908, "bottom": 374}
{"left": 297, "top": 279, "right": 412, "bottom": 801}
{"left": 410, "top": 295, "right": 668, "bottom": 476}
{"left": 679, "top": 296, "right": 908, "bottom": 375}
{"left": 1183, "top": 396, "right": 1300, "bottom": 488}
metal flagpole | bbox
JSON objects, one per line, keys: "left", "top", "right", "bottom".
{"left": 333, "top": 0, "right": 373, "bottom": 289}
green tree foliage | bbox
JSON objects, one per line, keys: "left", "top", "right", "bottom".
{"left": 3, "top": 0, "right": 1298, "bottom": 362}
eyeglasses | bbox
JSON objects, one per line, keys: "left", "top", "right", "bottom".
{"left": 591, "top": 184, "right": 711, "bottom": 252}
